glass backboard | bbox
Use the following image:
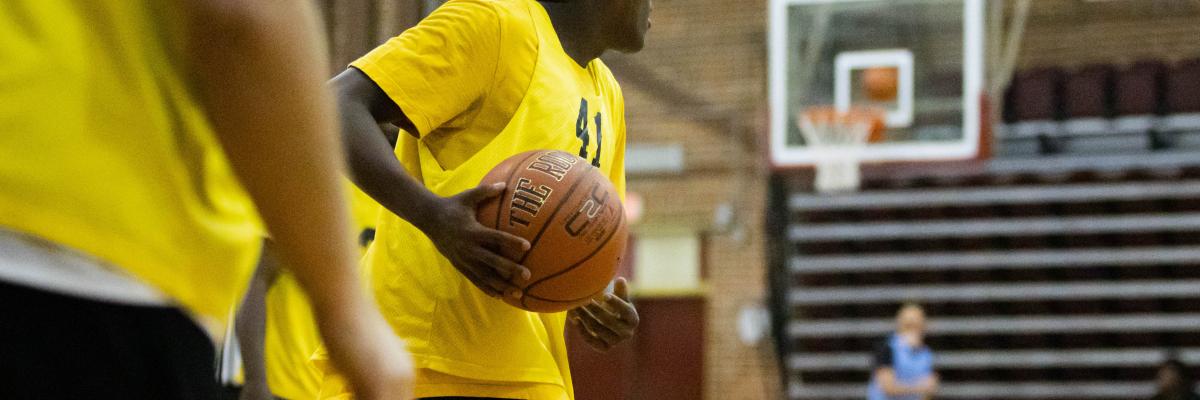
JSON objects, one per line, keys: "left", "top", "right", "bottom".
{"left": 769, "top": 0, "right": 986, "bottom": 166}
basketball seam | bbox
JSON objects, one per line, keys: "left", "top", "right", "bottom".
{"left": 521, "top": 199, "right": 625, "bottom": 300}
{"left": 515, "top": 164, "right": 588, "bottom": 265}
{"left": 494, "top": 150, "right": 544, "bottom": 230}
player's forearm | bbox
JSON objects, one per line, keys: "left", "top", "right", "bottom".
{"left": 184, "top": 0, "right": 368, "bottom": 323}
{"left": 186, "top": 3, "right": 413, "bottom": 397}
{"left": 335, "top": 91, "right": 444, "bottom": 232}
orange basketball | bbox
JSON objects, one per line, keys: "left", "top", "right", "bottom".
{"left": 476, "top": 150, "right": 628, "bottom": 313}
{"left": 863, "top": 67, "right": 899, "bottom": 101}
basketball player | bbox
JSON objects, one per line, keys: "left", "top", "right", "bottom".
{"left": 868, "top": 303, "right": 939, "bottom": 400}
{"left": 236, "top": 186, "right": 385, "bottom": 400}
{"left": 236, "top": 131, "right": 397, "bottom": 400}
{"left": 0, "top": 1, "right": 410, "bottom": 399}
{"left": 323, "top": 0, "right": 651, "bottom": 398}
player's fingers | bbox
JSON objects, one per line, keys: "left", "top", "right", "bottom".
{"left": 586, "top": 298, "right": 622, "bottom": 320}
{"left": 584, "top": 302, "right": 635, "bottom": 338}
{"left": 576, "top": 305, "right": 623, "bottom": 345}
{"left": 459, "top": 182, "right": 506, "bottom": 205}
{"left": 465, "top": 255, "right": 523, "bottom": 299}
{"left": 571, "top": 315, "right": 613, "bottom": 351}
{"left": 478, "top": 272, "right": 519, "bottom": 299}
{"left": 587, "top": 300, "right": 636, "bottom": 338}
{"left": 613, "top": 277, "right": 630, "bottom": 301}
{"left": 475, "top": 248, "right": 531, "bottom": 282}
{"left": 477, "top": 227, "right": 531, "bottom": 253}
{"left": 595, "top": 293, "right": 640, "bottom": 329}
{"left": 580, "top": 329, "right": 612, "bottom": 352}
{"left": 455, "top": 262, "right": 503, "bottom": 298}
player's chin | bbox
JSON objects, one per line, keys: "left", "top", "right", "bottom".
{"left": 613, "top": 35, "right": 647, "bottom": 54}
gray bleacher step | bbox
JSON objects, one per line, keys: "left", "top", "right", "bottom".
{"left": 788, "top": 381, "right": 1156, "bottom": 400}
{"left": 788, "top": 246, "right": 1200, "bottom": 273}
{"left": 987, "top": 150, "right": 1200, "bottom": 174}
{"left": 788, "top": 313, "right": 1200, "bottom": 338}
{"left": 788, "top": 348, "right": 1200, "bottom": 371}
{"left": 997, "top": 136, "right": 1042, "bottom": 157}
{"left": 1057, "top": 133, "right": 1151, "bottom": 154}
{"left": 789, "top": 213, "right": 1200, "bottom": 242}
{"left": 788, "top": 279, "right": 1200, "bottom": 305}
{"left": 789, "top": 180, "right": 1200, "bottom": 211}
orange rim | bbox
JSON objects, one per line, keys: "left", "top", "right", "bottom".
{"left": 800, "top": 106, "right": 886, "bottom": 143}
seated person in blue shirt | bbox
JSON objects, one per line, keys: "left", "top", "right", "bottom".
{"left": 868, "top": 303, "right": 939, "bottom": 400}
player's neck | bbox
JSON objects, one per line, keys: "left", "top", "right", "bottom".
{"left": 539, "top": 1, "right": 605, "bottom": 68}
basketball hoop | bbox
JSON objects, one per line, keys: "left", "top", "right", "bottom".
{"left": 795, "top": 106, "right": 883, "bottom": 194}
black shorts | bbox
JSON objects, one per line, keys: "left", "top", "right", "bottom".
{"left": 0, "top": 280, "right": 220, "bottom": 399}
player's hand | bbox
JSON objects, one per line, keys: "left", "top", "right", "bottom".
{"left": 569, "top": 277, "right": 639, "bottom": 352}
{"left": 318, "top": 309, "right": 415, "bottom": 400}
{"left": 421, "top": 182, "right": 532, "bottom": 298}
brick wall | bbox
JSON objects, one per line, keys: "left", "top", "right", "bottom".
{"left": 605, "top": 0, "right": 779, "bottom": 399}
{"left": 1014, "top": 0, "right": 1200, "bottom": 69}
{"left": 318, "top": 0, "right": 421, "bottom": 70}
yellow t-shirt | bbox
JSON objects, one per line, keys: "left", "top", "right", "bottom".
{"left": 320, "top": 0, "right": 627, "bottom": 398}
{"left": 265, "top": 273, "right": 322, "bottom": 400}
{"left": 266, "top": 185, "right": 382, "bottom": 400}
{"left": 0, "top": 1, "right": 262, "bottom": 332}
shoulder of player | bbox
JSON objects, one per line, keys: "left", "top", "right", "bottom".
{"left": 591, "top": 60, "right": 625, "bottom": 101}
{"left": 456, "top": 0, "right": 539, "bottom": 38}
{"left": 432, "top": 0, "right": 537, "bottom": 40}
{"left": 453, "top": 0, "right": 540, "bottom": 71}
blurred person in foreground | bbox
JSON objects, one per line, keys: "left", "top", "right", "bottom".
{"left": 868, "top": 303, "right": 938, "bottom": 400}
{"left": 1152, "top": 357, "right": 1199, "bottom": 400}
{"left": 0, "top": 1, "right": 410, "bottom": 398}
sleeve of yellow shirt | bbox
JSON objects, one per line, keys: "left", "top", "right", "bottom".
{"left": 348, "top": 0, "right": 502, "bottom": 137}
{"left": 608, "top": 82, "right": 628, "bottom": 201}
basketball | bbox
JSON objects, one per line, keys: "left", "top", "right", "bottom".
{"left": 862, "top": 66, "right": 899, "bottom": 101}
{"left": 476, "top": 150, "right": 628, "bottom": 313}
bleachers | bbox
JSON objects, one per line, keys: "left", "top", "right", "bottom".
{"left": 774, "top": 157, "right": 1200, "bottom": 400}
{"left": 999, "top": 58, "right": 1200, "bottom": 156}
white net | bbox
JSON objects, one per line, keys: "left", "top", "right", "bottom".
{"left": 796, "top": 107, "right": 880, "bottom": 194}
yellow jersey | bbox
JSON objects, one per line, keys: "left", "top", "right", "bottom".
{"left": 321, "top": 0, "right": 627, "bottom": 398}
{"left": 264, "top": 272, "right": 321, "bottom": 400}
{"left": 0, "top": 1, "right": 261, "bottom": 332}
{"left": 266, "top": 185, "right": 382, "bottom": 400}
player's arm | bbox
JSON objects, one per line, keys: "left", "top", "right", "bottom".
{"left": 330, "top": 1, "right": 533, "bottom": 299}
{"left": 330, "top": 66, "right": 530, "bottom": 299}
{"left": 182, "top": 1, "right": 411, "bottom": 398}
{"left": 235, "top": 243, "right": 282, "bottom": 400}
